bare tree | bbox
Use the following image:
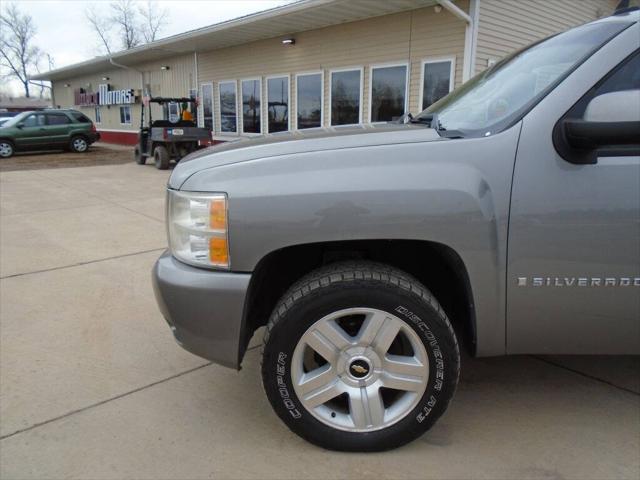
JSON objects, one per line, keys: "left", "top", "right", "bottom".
{"left": 86, "top": 1, "right": 169, "bottom": 54}
{"left": 0, "top": 82, "right": 15, "bottom": 100}
{"left": 85, "top": 5, "right": 114, "bottom": 54}
{"left": 0, "top": 3, "right": 43, "bottom": 98}
{"left": 139, "top": 0, "right": 167, "bottom": 43}
{"left": 111, "top": 0, "right": 141, "bottom": 50}
{"left": 33, "top": 53, "right": 54, "bottom": 99}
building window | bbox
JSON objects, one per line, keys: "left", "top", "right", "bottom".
{"left": 119, "top": 105, "right": 131, "bottom": 125}
{"left": 296, "top": 72, "right": 323, "bottom": 130}
{"left": 201, "top": 83, "right": 214, "bottom": 130}
{"left": 330, "top": 68, "right": 362, "bottom": 126}
{"left": 218, "top": 81, "right": 237, "bottom": 133}
{"left": 420, "top": 58, "right": 455, "bottom": 110}
{"left": 266, "top": 76, "right": 289, "bottom": 133}
{"left": 369, "top": 64, "right": 408, "bottom": 123}
{"left": 241, "top": 78, "right": 261, "bottom": 134}
{"left": 94, "top": 107, "right": 101, "bottom": 124}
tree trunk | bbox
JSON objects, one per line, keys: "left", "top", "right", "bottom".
{"left": 24, "top": 80, "right": 30, "bottom": 98}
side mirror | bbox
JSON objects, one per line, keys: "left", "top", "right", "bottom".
{"left": 584, "top": 90, "right": 640, "bottom": 123}
{"left": 16, "top": 122, "right": 24, "bottom": 129}
{"left": 554, "top": 90, "right": 640, "bottom": 164}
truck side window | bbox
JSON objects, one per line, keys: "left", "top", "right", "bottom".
{"left": 565, "top": 49, "right": 640, "bottom": 118}
{"left": 596, "top": 50, "right": 640, "bottom": 94}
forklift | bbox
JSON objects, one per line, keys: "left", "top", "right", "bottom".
{"left": 134, "top": 97, "right": 211, "bottom": 169}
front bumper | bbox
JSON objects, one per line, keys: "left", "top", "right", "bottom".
{"left": 152, "top": 251, "right": 251, "bottom": 369}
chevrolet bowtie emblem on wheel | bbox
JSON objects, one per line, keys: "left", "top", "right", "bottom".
{"left": 351, "top": 364, "right": 368, "bottom": 374}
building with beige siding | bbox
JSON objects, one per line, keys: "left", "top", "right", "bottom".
{"left": 33, "top": 0, "right": 616, "bottom": 145}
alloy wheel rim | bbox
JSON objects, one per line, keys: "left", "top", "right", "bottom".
{"left": 291, "top": 307, "right": 429, "bottom": 432}
{"left": 74, "top": 139, "right": 87, "bottom": 151}
{"left": 0, "top": 143, "right": 12, "bottom": 157}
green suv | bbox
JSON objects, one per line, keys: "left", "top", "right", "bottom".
{"left": 0, "top": 110, "right": 100, "bottom": 158}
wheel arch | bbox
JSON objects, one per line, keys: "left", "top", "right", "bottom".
{"left": 238, "top": 239, "right": 476, "bottom": 367}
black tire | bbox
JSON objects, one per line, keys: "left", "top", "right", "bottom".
{"left": 153, "top": 145, "right": 170, "bottom": 170}
{"left": 69, "top": 135, "right": 89, "bottom": 153}
{"left": 261, "top": 261, "right": 460, "bottom": 452}
{"left": 134, "top": 146, "right": 145, "bottom": 165}
{"left": 0, "top": 139, "right": 14, "bottom": 158}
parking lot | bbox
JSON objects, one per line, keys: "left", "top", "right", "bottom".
{"left": 0, "top": 144, "right": 134, "bottom": 172}
{"left": 1, "top": 153, "right": 639, "bottom": 479}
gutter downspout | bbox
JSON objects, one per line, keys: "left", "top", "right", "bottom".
{"left": 438, "top": 0, "right": 479, "bottom": 83}
{"left": 468, "top": 0, "right": 480, "bottom": 80}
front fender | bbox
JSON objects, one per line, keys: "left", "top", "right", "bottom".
{"left": 181, "top": 123, "right": 522, "bottom": 356}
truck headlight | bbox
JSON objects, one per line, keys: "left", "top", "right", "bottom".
{"left": 167, "top": 190, "right": 229, "bottom": 269}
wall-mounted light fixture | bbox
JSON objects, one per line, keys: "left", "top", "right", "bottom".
{"left": 282, "top": 38, "right": 295, "bottom": 45}
{"left": 64, "top": 83, "right": 71, "bottom": 87}
{"left": 434, "top": 5, "right": 442, "bottom": 13}
{"left": 160, "top": 65, "right": 170, "bottom": 70}
{"left": 102, "top": 76, "right": 110, "bottom": 81}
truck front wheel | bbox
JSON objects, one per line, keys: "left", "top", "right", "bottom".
{"left": 261, "top": 261, "right": 460, "bottom": 451}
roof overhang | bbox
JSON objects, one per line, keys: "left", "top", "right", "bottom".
{"left": 32, "top": 0, "right": 440, "bottom": 81}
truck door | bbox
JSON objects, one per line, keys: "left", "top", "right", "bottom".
{"left": 507, "top": 41, "right": 640, "bottom": 354}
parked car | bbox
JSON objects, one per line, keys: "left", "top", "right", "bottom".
{"left": 0, "top": 109, "right": 100, "bottom": 158}
{"left": 153, "top": 10, "right": 640, "bottom": 451}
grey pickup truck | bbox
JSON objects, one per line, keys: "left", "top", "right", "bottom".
{"left": 153, "top": 10, "right": 640, "bottom": 451}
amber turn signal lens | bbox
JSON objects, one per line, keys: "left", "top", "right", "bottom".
{"left": 209, "top": 237, "right": 229, "bottom": 265}
{"left": 209, "top": 198, "right": 227, "bottom": 230}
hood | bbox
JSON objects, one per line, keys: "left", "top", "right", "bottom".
{"left": 168, "top": 123, "right": 442, "bottom": 189}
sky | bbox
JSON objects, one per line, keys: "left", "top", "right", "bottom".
{"left": 1, "top": 0, "right": 294, "bottom": 96}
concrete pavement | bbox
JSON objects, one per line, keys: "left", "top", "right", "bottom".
{"left": 1, "top": 162, "right": 639, "bottom": 479}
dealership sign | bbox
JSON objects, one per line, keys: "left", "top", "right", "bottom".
{"left": 74, "top": 84, "right": 136, "bottom": 106}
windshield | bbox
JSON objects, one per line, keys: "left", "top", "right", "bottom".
{"left": 414, "top": 20, "right": 633, "bottom": 137}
